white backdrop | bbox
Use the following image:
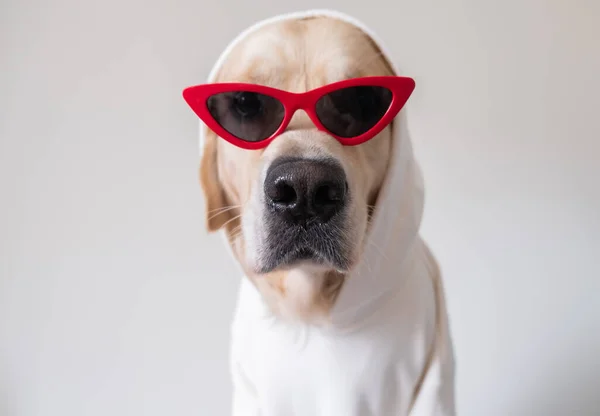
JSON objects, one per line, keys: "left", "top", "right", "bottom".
{"left": 1, "top": 0, "right": 599, "bottom": 415}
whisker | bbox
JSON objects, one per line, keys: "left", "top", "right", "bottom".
{"left": 206, "top": 205, "right": 241, "bottom": 221}
{"left": 229, "top": 231, "right": 244, "bottom": 242}
{"left": 228, "top": 224, "right": 243, "bottom": 238}
{"left": 220, "top": 214, "right": 242, "bottom": 230}
{"left": 206, "top": 204, "right": 241, "bottom": 215}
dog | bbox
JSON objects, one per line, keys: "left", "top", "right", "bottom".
{"left": 184, "top": 9, "right": 456, "bottom": 416}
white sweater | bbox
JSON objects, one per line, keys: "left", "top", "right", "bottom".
{"left": 229, "top": 239, "right": 455, "bottom": 416}
{"left": 200, "top": 10, "right": 457, "bottom": 416}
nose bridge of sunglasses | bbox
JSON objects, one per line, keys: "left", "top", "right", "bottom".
{"left": 285, "top": 107, "right": 315, "bottom": 131}
{"left": 279, "top": 90, "right": 323, "bottom": 130}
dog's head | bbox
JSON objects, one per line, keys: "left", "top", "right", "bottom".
{"left": 195, "top": 17, "right": 404, "bottom": 322}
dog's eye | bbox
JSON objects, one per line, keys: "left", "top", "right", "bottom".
{"left": 206, "top": 91, "right": 285, "bottom": 142}
{"left": 231, "top": 92, "right": 263, "bottom": 118}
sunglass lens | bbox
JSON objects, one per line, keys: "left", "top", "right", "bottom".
{"left": 207, "top": 91, "right": 285, "bottom": 142}
{"left": 315, "top": 86, "right": 393, "bottom": 138}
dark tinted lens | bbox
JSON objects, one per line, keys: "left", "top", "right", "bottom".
{"left": 207, "top": 91, "right": 285, "bottom": 142}
{"left": 315, "top": 86, "right": 393, "bottom": 138}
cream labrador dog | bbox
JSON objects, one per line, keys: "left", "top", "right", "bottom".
{"left": 183, "top": 9, "right": 456, "bottom": 416}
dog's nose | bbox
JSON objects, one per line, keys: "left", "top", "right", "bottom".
{"left": 264, "top": 158, "right": 347, "bottom": 225}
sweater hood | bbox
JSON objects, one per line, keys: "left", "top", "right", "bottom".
{"left": 198, "top": 9, "right": 425, "bottom": 328}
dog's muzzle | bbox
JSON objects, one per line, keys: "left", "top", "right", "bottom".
{"left": 258, "top": 157, "right": 351, "bottom": 272}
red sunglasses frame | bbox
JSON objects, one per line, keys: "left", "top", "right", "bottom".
{"left": 182, "top": 76, "right": 415, "bottom": 150}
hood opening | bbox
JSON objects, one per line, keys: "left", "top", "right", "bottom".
{"left": 198, "top": 9, "right": 425, "bottom": 328}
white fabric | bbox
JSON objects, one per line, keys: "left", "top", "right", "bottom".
{"left": 199, "top": 9, "right": 456, "bottom": 416}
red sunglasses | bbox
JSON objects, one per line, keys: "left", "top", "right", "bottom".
{"left": 182, "top": 76, "right": 415, "bottom": 150}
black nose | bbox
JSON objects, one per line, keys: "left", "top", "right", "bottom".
{"left": 264, "top": 157, "right": 347, "bottom": 225}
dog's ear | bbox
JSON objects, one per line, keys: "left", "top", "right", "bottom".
{"left": 199, "top": 131, "right": 233, "bottom": 232}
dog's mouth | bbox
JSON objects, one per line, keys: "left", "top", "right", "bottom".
{"left": 291, "top": 247, "right": 318, "bottom": 261}
{"left": 277, "top": 246, "right": 325, "bottom": 269}
{"left": 256, "top": 221, "right": 352, "bottom": 274}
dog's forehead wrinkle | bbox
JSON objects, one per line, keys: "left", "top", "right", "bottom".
{"left": 225, "top": 29, "right": 286, "bottom": 85}
{"left": 227, "top": 21, "right": 309, "bottom": 88}
{"left": 234, "top": 18, "right": 381, "bottom": 89}
{"left": 302, "top": 20, "right": 381, "bottom": 82}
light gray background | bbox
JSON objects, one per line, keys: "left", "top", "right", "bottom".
{"left": 1, "top": 0, "right": 599, "bottom": 415}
